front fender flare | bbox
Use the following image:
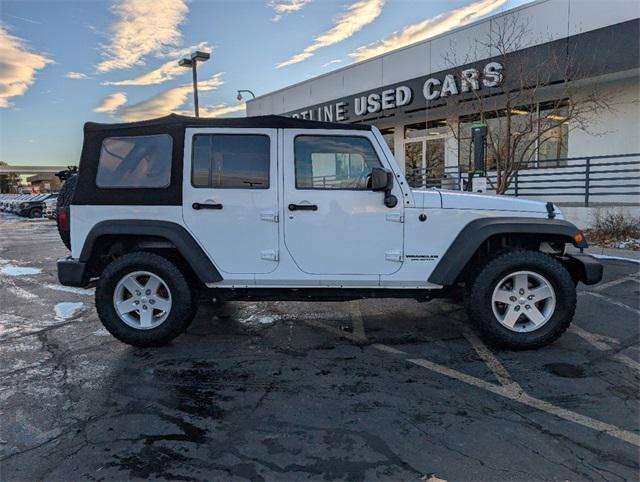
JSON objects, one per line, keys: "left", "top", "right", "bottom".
{"left": 428, "top": 217, "right": 587, "bottom": 286}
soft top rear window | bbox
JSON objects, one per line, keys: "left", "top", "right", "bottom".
{"left": 96, "top": 134, "right": 172, "bottom": 188}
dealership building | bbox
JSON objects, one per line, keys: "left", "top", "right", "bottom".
{"left": 247, "top": 0, "right": 639, "bottom": 220}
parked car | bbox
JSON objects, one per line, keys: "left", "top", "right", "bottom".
{"left": 6, "top": 194, "right": 30, "bottom": 213}
{"left": 57, "top": 114, "right": 602, "bottom": 349}
{"left": 44, "top": 196, "right": 58, "bottom": 219}
{"left": 15, "top": 193, "right": 56, "bottom": 218}
{"left": 0, "top": 194, "right": 13, "bottom": 211}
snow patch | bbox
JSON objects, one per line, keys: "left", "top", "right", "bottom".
{"left": 92, "top": 328, "right": 111, "bottom": 337}
{"left": 6, "top": 285, "right": 38, "bottom": 301}
{"left": 54, "top": 302, "right": 84, "bottom": 321}
{"left": 592, "top": 254, "right": 640, "bottom": 265}
{"left": 237, "top": 304, "right": 279, "bottom": 325}
{"left": 44, "top": 284, "right": 95, "bottom": 296}
{"left": 0, "top": 265, "right": 42, "bottom": 276}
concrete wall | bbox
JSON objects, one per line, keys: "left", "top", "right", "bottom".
{"left": 569, "top": 76, "right": 640, "bottom": 158}
{"left": 561, "top": 205, "right": 640, "bottom": 230}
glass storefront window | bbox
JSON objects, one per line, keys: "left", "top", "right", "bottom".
{"left": 457, "top": 100, "right": 569, "bottom": 170}
{"left": 404, "top": 141, "right": 423, "bottom": 187}
{"left": 538, "top": 101, "right": 569, "bottom": 166}
{"left": 379, "top": 127, "right": 395, "bottom": 155}
{"left": 404, "top": 119, "right": 448, "bottom": 139}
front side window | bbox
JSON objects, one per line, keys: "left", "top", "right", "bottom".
{"left": 192, "top": 134, "right": 270, "bottom": 189}
{"left": 295, "top": 135, "right": 383, "bottom": 190}
{"left": 96, "top": 135, "right": 172, "bottom": 188}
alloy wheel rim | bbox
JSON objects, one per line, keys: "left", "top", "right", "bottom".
{"left": 113, "top": 271, "right": 172, "bottom": 330}
{"left": 491, "top": 270, "right": 556, "bottom": 333}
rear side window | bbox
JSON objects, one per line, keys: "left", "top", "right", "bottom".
{"left": 96, "top": 135, "right": 172, "bottom": 188}
{"left": 191, "top": 134, "right": 270, "bottom": 189}
{"left": 294, "top": 135, "right": 383, "bottom": 190}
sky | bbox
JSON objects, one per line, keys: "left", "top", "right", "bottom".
{"left": 0, "top": 0, "right": 533, "bottom": 166}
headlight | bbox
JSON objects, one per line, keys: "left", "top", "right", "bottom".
{"left": 20, "top": 202, "right": 28, "bottom": 208}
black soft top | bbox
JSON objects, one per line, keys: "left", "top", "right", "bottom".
{"left": 83, "top": 113, "right": 371, "bottom": 133}
{"left": 74, "top": 114, "right": 371, "bottom": 207}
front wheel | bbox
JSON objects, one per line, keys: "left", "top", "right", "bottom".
{"left": 464, "top": 250, "right": 576, "bottom": 350}
{"left": 96, "top": 252, "right": 197, "bottom": 347}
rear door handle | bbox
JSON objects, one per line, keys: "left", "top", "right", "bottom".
{"left": 288, "top": 204, "right": 318, "bottom": 211}
{"left": 192, "top": 202, "right": 223, "bottom": 210}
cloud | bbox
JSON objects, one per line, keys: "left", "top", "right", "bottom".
{"left": 162, "top": 41, "right": 212, "bottom": 60}
{"left": 195, "top": 103, "right": 246, "bottom": 117}
{"left": 322, "top": 59, "right": 343, "bottom": 67}
{"left": 269, "top": 0, "right": 312, "bottom": 21}
{"left": 0, "top": 25, "right": 53, "bottom": 108}
{"left": 65, "top": 71, "right": 91, "bottom": 80}
{"left": 96, "top": 0, "right": 188, "bottom": 72}
{"left": 116, "top": 73, "right": 224, "bottom": 121}
{"left": 350, "top": 0, "right": 507, "bottom": 62}
{"left": 4, "top": 14, "right": 41, "bottom": 25}
{"left": 102, "top": 59, "right": 185, "bottom": 86}
{"left": 94, "top": 92, "right": 128, "bottom": 113}
{"left": 276, "top": 0, "right": 384, "bottom": 68}
{"left": 102, "top": 45, "right": 212, "bottom": 86}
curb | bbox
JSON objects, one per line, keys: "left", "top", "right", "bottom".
{"left": 591, "top": 254, "right": 640, "bottom": 265}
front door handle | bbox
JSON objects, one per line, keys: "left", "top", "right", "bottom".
{"left": 288, "top": 203, "right": 318, "bottom": 211}
{"left": 192, "top": 202, "right": 223, "bottom": 210}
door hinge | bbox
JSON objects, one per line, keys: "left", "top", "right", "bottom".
{"left": 260, "top": 211, "right": 279, "bottom": 223}
{"left": 261, "top": 249, "right": 279, "bottom": 261}
{"left": 386, "top": 212, "right": 404, "bottom": 223}
{"left": 385, "top": 250, "right": 404, "bottom": 262}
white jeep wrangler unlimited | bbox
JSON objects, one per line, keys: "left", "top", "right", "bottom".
{"left": 57, "top": 114, "right": 602, "bottom": 349}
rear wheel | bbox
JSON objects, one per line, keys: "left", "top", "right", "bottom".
{"left": 464, "top": 250, "right": 576, "bottom": 350}
{"left": 29, "top": 207, "right": 42, "bottom": 218}
{"left": 56, "top": 174, "right": 77, "bottom": 249}
{"left": 96, "top": 252, "right": 197, "bottom": 347}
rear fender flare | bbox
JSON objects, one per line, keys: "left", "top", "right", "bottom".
{"left": 80, "top": 220, "right": 223, "bottom": 284}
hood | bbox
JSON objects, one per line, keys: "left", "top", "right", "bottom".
{"left": 411, "top": 189, "right": 442, "bottom": 209}
{"left": 437, "top": 190, "right": 551, "bottom": 214}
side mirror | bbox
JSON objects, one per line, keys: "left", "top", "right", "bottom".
{"left": 369, "top": 167, "right": 391, "bottom": 191}
{"left": 368, "top": 167, "right": 398, "bottom": 208}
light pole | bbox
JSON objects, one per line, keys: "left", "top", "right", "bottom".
{"left": 179, "top": 51, "right": 211, "bottom": 117}
{"left": 236, "top": 89, "right": 256, "bottom": 101}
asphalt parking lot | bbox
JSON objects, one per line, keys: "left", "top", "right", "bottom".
{"left": 0, "top": 212, "right": 638, "bottom": 481}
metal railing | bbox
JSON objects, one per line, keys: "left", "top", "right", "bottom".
{"left": 407, "top": 153, "right": 640, "bottom": 206}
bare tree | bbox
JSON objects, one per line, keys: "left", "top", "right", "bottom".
{"left": 0, "top": 161, "right": 20, "bottom": 194}
{"left": 439, "top": 14, "right": 613, "bottom": 194}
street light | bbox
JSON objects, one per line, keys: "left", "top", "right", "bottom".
{"left": 236, "top": 89, "right": 256, "bottom": 101}
{"left": 179, "top": 50, "right": 211, "bottom": 117}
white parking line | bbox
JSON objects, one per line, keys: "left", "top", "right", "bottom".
{"left": 405, "top": 356, "right": 640, "bottom": 448}
{"left": 614, "top": 353, "right": 640, "bottom": 372}
{"left": 306, "top": 274, "right": 640, "bottom": 448}
{"left": 570, "top": 325, "right": 640, "bottom": 372}
{"left": 458, "top": 325, "right": 520, "bottom": 389}
{"left": 580, "top": 291, "right": 640, "bottom": 316}
{"left": 591, "top": 273, "right": 640, "bottom": 292}
{"left": 303, "top": 318, "right": 365, "bottom": 343}
{"left": 569, "top": 324, "right": 619, "bottom": 351}
{"left": 371, "top": 343, "right": 406, "bottom": 354}
{"left": 349, "top": 300, "right": 367, "bottom": 341}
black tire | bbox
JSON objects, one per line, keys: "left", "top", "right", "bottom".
{"left": 29, "top": 207, "right": 42, "bottom": 218}
{"left": 56, "top": 174, "right": 77, "bottom": 250}
{"left": 96, "top": 252, "right": 197, "bottom": 347}
{"left": 464, "top": 249, "right": 576, "bottom": 350}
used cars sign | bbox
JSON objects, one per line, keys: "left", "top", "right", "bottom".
{"left": 290, "top": 61, "right": 504, "bottom": 122}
